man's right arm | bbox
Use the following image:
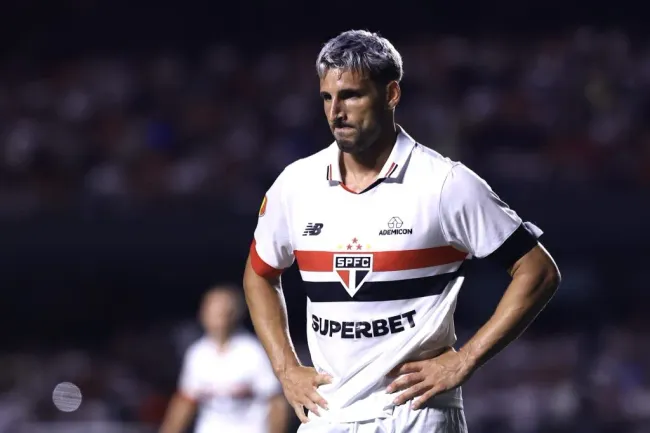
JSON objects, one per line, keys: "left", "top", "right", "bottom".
{"left": 159, "top": 350, "right": 200, "bottom": 433}
{"left": 243, "top": 256, "right": 300, "bottom": 387}
{"left": 244, "top": 173, "right": 330, "bottom": 423}
{"left": 158, "top": 394, "right": 196, "bottom": 433}
{"left": 243, "top": 255, "right": 330, "bottom": 423}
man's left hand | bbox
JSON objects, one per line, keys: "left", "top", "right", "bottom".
{"left": 386, "top": 348, "right": 474, "bottom": 410}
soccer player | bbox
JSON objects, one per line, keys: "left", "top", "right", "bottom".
{"left": 159, "top": 284, "right": 289, "bottom": 433}
{"left": 243, "top": 30, "right": 561, "bottom": 433}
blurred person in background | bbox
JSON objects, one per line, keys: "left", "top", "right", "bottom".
{"left": 243, "top": 30, "right": 561, "bottom": 433}
{"left": 158, "top": 284, "right": 289, "bottom": 433}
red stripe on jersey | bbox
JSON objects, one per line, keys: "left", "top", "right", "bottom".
{"left": 250, "top": 240, "right": 284, "bottom": 278}
{"left": 385, "top": 162, "right": 398, "bottom": 177}
{"left": 340, "top": 183, "right": 358, "bottom": 194}
{"left": 294, "top": 246, "right": 467, "bottom": 273}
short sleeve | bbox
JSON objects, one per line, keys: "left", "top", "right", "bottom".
{"left": 178, "top": 349, "right": 202, "bottom": 402}
{"left": 250, "top": 170, "right": 295, "bottom": 278}
{"left": 250, "top": 343, "right": 282, "bottom": 399}
{"left": 439, "top": 164, "right": 542, "bottom": 261}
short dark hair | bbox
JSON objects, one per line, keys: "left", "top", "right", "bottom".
{"left": 316, "top": 30, "right": 404, "bottom": 85}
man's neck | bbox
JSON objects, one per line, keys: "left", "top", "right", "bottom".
{"left": 209, "top": 332, "right": 232, "bottom": 352}
{"left": 340, "top": 125, "right": 397, "bottom": 190}
{"left": 340, "top": 124, "right": 397, "bottom": 193}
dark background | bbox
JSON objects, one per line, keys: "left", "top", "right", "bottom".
{"left": 0, "top": 1, "right": 648, "bottom": 432}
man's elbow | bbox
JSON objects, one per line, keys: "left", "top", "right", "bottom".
{"left": 515, "top": 244, "right": 561, "bottom": 299}
{"left": 539, "top": 255, "right": 561, "bottom": 299}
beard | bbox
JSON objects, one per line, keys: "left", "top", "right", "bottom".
{"left": 336, "top": 137, "right": 370, "bottom": 154}
{"left": 334, "top": 125, "right": 380, "bottom": 155}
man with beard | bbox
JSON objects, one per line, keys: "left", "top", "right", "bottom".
{"left": 243, "top": 30, "right": 561, "bottom": 433}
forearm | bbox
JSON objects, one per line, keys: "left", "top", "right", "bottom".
{"left": 243, "top": 257, "right": 301, "bottom": 376}
{"left": 158, "top": 394, "right": 196, "bottom": 433}
{"left": 267, "top": 395, "right": 289, "bottom": 433}
{"left": 459, "top": 258, "right": 560, "bottom": 372}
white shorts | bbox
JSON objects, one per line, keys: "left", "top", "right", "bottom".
{"left": 296, "top": 406, "right": 467, "bottom": 433}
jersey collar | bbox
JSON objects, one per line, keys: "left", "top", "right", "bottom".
{"left": 326, "top": 124, "right": 416, "bottom": 185}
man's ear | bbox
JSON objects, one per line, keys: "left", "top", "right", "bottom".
{"left": 386, "top": 81, "right": 401, "bottom": 110}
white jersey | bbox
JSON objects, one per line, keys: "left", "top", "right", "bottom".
{"left": 250, "top": 126, "right": 541, "bottom": 423}
{"left": 178, "top": 332, "right": 282, "bottom": 433}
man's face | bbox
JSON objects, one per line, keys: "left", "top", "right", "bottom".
{"left": 200, "top": 290, "right": 238, "bottom": 337}
{"left": 319, "top": 69, "right": 384, "bottom": 154}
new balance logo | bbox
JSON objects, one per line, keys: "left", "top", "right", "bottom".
{"left": 303, "top": 223, "right": 324, "bottom": 236}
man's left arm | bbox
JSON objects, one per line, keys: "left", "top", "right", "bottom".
{"left": 388, "top": 164, "right": 560, "bottom": 409}
{"left": 459, "top": 242, "right": 560, "bottom": 376}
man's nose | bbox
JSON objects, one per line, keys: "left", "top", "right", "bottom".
{"left": 329, "top": 98, "right": 344, "bottom": 123}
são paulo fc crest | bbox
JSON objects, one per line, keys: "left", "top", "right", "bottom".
{"left": 333, "top": 237, "right": 373, "bottom": 297}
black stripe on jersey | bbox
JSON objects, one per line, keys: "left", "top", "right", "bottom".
{"left": 303, "top": 269, "right": 463, "bottom": 303}
{"left": 357, "top": 163, "right": 400, "bottom": 193}
{"left": 359, "top": 178, "right": 385, "bottom": 194}
{"left": 486, "top": 223, "right": 540, "bottom": 271}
